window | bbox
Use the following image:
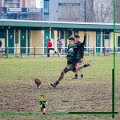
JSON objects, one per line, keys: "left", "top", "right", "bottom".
{"left": 118, "top": 37, "right": 120, "bottom": 44}
{"left": 0, "top": 31, "right": 4, "bottom": 38}
{"left": 103, "top": 31, "right": 110, "bottom": 39}
{"left": 51, "top": 30, "right": 54, "bottom": 39}
{"left": 58, "top": 3, "right": 80, "bottom": 6}
{"left": 44, "top": 0, "right": 49, "bottom": 13}
{"left": 60, "top": 30, "right": 64, "bottom": 39}
{"left": 0, "top": 14, "right": 7, "bottom": 19}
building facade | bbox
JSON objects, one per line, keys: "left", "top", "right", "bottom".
{"left": 43, "top": 0, "right": 120, "bottom": 23}
{"left": 0, "top": 0, "right": 43, "bottom": 20}
{"left": 43, "top": 0, "right": 94, "bottom": 22}
{"left": 0, "top": 20, "right": 120, "bottom": 56}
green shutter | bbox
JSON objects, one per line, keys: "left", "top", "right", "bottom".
{"left": 15, "top": 30, "right": 18, "bottom": 44}
{"left": 96, "top": 32, "right": 101, "bottom": 54}
{"left": 21, "top": 29, "right": 26, "bottom": 54}
{"left": 118, "top": 36, "right": 120, "bottom": 51}
{"left": 44, "top": 28, "right": 50, "bottom": 54}
{"left": 28, "top": 29, "right": 31, "bottom": 55}
{"left": 8, "top": 29, "right": 14, "bottom": 53}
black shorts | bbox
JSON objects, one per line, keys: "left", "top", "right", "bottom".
{"left": 64, "top": 64, "right": 76, "bottom": 73}
{"left": 76, "top": 59, "right": 83, "bottom": 63}
{"left": 76, "top": 55, "right": 83, "bottom": 63}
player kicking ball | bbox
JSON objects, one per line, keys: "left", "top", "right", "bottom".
{"left": 51, "top": 37, "right": 90, "bottom": 88}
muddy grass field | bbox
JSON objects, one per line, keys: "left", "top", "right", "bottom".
{"left": 0, "top": 56, "right": 120, "bottom": 120}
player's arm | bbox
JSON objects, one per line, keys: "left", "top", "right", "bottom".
{"left": 82, "top": 32, "right": 87, "bottom": 45}
{"left": 79, "top": 32, "right": 86, "bottom": 58}
{"left": 66, "top": 45, "right": 70, "bottom": 58}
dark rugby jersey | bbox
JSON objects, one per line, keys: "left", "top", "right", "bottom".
{"left": 67, "top": 44, "right": 77, "bottom": 64}
{"left": 76, "top": 35, "right": 86, "bottom": 59}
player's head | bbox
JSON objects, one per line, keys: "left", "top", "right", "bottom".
{"left": 74, "top": 34, "right": 80, "bottom": 42}
{"left": 40, "top": 95, "right": 44, "bottom": 100}
{"left": 68, "top": 36, "right": 75, "bottom": 45}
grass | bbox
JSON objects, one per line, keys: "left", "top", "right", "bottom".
{"left": 0, "top": 56, "right": 120, "bottom": 120}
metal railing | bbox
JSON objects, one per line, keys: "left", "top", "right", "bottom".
{"left": 0, "top": 47, "right": 120, "bottom": 58}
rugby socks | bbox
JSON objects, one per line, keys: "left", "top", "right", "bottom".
{"left": 81, "top": 74, "right": 83, "bottom": 78}
{"left": 75, "top": 74, "right": 78, "bottom": 78}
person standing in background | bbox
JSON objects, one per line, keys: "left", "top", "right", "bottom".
{"left": 57, "top": 39, "right": 62, "bottom": 55}
{"left": 47, "top": 39, "right": 54, "bottom": 57}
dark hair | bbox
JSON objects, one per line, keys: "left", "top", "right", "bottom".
{"left": 74, "top": 34, "right": 80, "bottom": 38}
{"left": 68, "top": 36, "right": 75, "bottom": 41}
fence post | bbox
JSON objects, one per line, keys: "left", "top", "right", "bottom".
{"left": 88, "top": 48, "right": 90, "bottom": 56}
{"left": 28, "top": 47, "right": 29, "bottom": 57}
{"left": 93, "top": 47, "right": 95, "bottom": 56}
{"left": 34, "top": 46, "right": 36, "bottom": 58}
{"left": 6, "top": 47, "right": 8, "bottom": 58}
{"left": 104, "top": 47, "right": 106, "bottom": 56}
{"left": 20, "top": 47, "right": 22, "bottom": 58}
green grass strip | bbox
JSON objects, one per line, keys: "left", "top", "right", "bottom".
{"left": 0, "top": 112, "right": 38, "bottom": 116}
{"left": 0, "top": 111, "right": 118, "bottom": 117}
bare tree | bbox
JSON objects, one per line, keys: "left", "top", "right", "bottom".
{"left": 86, "top": 0, "right": 95, "bottom": 22}
{"left": 93, "top": 0, "right": 113, "bottom": 23}
{"left": 116, "top": 0, "right": 120, "bottom": 23}
{"left": 58, "top": 0, "right": 85, "bottom": 22}
{"left": 57, "top": 0, "right": 113, "bottom": 23}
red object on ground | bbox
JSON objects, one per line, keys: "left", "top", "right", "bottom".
{"left": 47, "top": 41, "right": 52, "bottom": 48}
